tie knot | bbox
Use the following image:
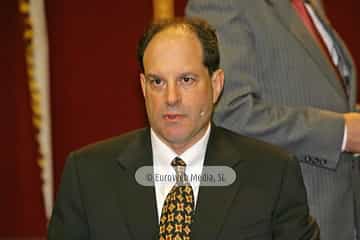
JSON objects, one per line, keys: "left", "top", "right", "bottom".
{"left": 171, "top": 157, "right": 186, "bottom": 167}
{"left": 171, "top": 157, "right": 187, "bottom": 185}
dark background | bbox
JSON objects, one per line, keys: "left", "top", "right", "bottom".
{"left": 1, "top": 0, "right": 359, "bottom": 237}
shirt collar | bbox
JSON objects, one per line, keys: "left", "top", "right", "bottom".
{"left": 151, "top": 124, "right": 211, "bottom": 169}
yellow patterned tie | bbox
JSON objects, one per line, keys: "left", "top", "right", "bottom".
{"left": 159, "top": 157, "right": 194, "bottom": 240}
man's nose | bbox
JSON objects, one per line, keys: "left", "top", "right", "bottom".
{"left": 166, "top": 81, "right": 181, "bottom": 106}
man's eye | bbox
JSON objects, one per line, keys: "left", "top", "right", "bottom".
{"left": 180, "top": 76, "right": 195, "bottom": 85}
{"left": 150, "top": 78, "right": 164, "bottom": 86}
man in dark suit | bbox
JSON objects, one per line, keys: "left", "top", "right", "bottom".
{"left": 48, "top": 18, "right": 319, "bottom": 239}
{"left": 186, "top": 0, "right": 360, "bottom": 239}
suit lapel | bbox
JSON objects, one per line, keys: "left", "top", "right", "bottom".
{"left": 191, "top": 127, "right": 245, "bottom": 239}
{"left": 308, "top": 4, "right": 355, "bottom": 102}
{"left": 116, "top": 129, "right": 158, "bottom": 240}
{"left": 266, "top": 0, "right": 347, "bottom": 97}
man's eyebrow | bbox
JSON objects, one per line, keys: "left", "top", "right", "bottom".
{"left": 144, "top": 74, "right": 161, "bottom": 80}
{"left": 144, "top": 72, "right": 199, "bottom": 80}
{"left": 179, "top": 72, "right": 199, "bottom": 77}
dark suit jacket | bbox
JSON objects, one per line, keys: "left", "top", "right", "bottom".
{"left": 48, "top": 126, "right": 318, "bottom": 239}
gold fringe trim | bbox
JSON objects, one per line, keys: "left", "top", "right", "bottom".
{"left": 19, "top": 0, "right": 44, "bottom": 170}
{"left": 153, "top": 0, "right": 174, "bottom": 21}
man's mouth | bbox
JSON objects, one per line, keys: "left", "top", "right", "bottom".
{"left": 163, "top": 114, "right": 185, "bottom": 121}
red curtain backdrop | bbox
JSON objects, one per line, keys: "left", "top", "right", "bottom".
{"left": 46, "top": 0, "right": 187, "bottom": 195}
{"left": 1, "top": 0, "right": 357, "bottom": 238}
{"left": 0, "top": 0, "right": 47, "bottom": 237}
{"left": 325, "top": 0, "right": 360, "bottom": 100}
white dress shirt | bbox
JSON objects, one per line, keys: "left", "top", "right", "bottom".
{"left": 305, "top": 3, "right": 339, "bottom": 66}
{"left": 151, "top": 124, "right": 211, "bottom": 222}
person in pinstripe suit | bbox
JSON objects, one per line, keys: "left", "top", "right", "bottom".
{"left": 186, "top": 0, "right": 360, "bottom": 239}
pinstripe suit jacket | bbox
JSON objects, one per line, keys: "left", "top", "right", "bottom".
{"left": 186, "top": 0, "right": 359, "bottom": 239}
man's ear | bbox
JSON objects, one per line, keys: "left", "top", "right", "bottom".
{"left": 140, "top": 73, "right": 146, "bottom": 97}
{"left": 211, "top": 69, "right": 224, "bottom": 104}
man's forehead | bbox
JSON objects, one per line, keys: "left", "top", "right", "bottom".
{"left": 144, "top": 27, "right": 201, "bottom": 56}
{"left": 142, "top": 25, "right": 206, "bottom": 75}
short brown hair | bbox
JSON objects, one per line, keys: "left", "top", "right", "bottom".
{"left": 137, "top": 17, "right": 220, "bottom": 76}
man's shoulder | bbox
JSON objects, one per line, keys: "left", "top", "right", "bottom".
{"left": 70, "top": 128, "right": 149, "bottom": 161}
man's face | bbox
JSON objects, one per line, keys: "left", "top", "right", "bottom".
{"left": 140, "top": 27, "right": 224, "bottom": 154}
